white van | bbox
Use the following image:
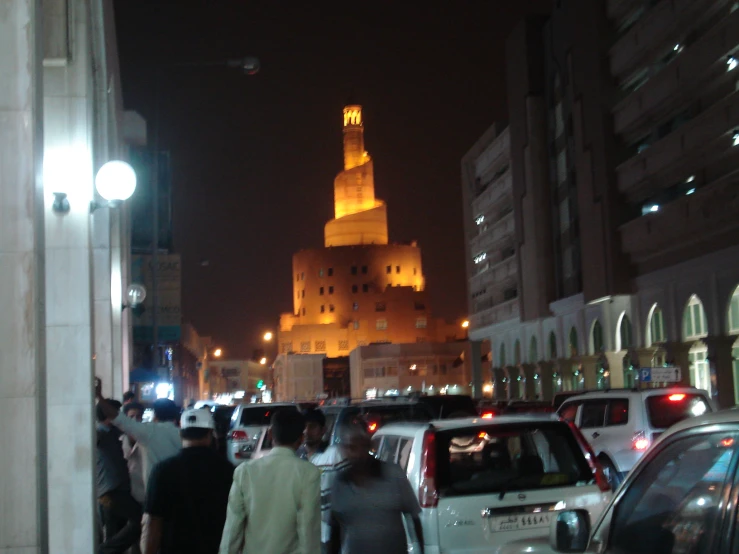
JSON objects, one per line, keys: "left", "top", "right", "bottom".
{"left": 372, "top": 415, "right": 611, "bottom": 554}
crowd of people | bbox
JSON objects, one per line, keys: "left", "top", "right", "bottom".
{"left": 94, "top": 380, "right": 424, "bottom": 554}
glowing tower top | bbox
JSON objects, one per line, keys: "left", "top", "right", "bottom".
{"left": 325, "top": 104, "right": 389, "bottom": 247}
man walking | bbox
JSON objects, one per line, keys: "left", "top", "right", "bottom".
{"left": 141, "top": 408, "right": 234, "bottom": 554}
{"left": 298, "top": 409, "right": 347, "bottom": 554}
{"left": 329, "top": 422, "right": 424, "bottom": 554}
{"left": 220, "top": 409, "right": 321, "bottom": 554}
{"left": 96, "top": 400, "right": 142, "bottom": 554}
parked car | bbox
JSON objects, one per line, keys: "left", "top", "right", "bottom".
{"left": 321, "top": 400, "right": 435, "bottom": 445}
{"left": 372, "top": 414, "right": 611, "bottom": 554}
{"left": 557, "top": 386, "right": 714, "bottom": 488}
{"left": 226, "top": 402, "right": 299, "bottom": 466}
{"left": 548, "top": 407, "right": 739, "bottom": 554}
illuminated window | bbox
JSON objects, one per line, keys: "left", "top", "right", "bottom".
{"left": 353, "top": 303, "right": 359, "bottom": 311}
{"left": 376, "top": 319, "right": 388, "bottom": 330}
{"left": 352, "top": 285, "right": 358, "bottom": 293}
{"left": 319, "top": 287, "right": 324, "bottom": 295}
{"left": 416, "top": 317, "right": 427, "bottom": 329}
{"left": 319, "top": 268, "right": 324, "bottom": 278}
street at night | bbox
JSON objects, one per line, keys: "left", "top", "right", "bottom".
{"left": 2, "top": 1, "right": 739, "bottom": 553}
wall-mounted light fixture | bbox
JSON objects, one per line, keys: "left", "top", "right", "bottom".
{"left": 52, "top": 192, "right": 71, "bottom": 214}
{"left": 90, "top": 160, "right": 137, "bottom": 213}
{"left": 122, "top": 283, "right": 147, "bottom": 310}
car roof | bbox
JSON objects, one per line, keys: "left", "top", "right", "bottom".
{"left": 659, "top": 406, "right": 739, "bottom": 437}
{"left": 376, "top": 413, "right": 560, "bottom": 434}
{"left": 559, "top": 386, "right": 707, "bottom": 402}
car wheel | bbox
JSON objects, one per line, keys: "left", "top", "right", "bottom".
{"left": 599, "top": 457, "right": 622, "bottom": 491}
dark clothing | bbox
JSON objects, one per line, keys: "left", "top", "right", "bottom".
{"left": 145, "top": 446, "right": 235, "bottom": 554}
{"left": 331, "top": 459, "right": 421, "bottom": 554}
{"left": 99, "top": 489, "right": 142, "bottom": 554}
{"left": 96, "top": 424, "right": 131, "bottom": 497}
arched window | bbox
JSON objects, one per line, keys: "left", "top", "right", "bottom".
{"left": 592, "top": 320, "right": 604, "bottom": 354}
{"left": 619, "top": 315, "right": 633, "bottom": 351}
{"left": 549, "top": 332, "right": 557, "bottom": 359}
{"left": 647, "top": 304, "right": 666, "bottom": 346}
{"left": 529, "top": 336, "right": 538, "bottom": 364}
{"left": 569, "top": 327, "right": 578, "bottom": 357}
{"left": 499, "top": 343, "right": 506, "bottom": 367}
{"left": 683, "top": 295, "right": 708, "bottom": 341}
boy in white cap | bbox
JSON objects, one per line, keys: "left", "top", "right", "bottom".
{"left": 141, "top": 408, "right": 235, "bottom": 554}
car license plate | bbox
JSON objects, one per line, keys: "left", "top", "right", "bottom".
{"left": 490, "top": 513, "right": 550, "bottom": 532}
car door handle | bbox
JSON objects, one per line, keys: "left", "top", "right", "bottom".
{"left": 592, "top": 432, "right": 600, "bottom": 439}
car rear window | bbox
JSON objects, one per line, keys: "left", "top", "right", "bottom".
{"left": 435, "top": 422, "right": 594, "bottom": 498}
{"left": 338, "top": 405, "right": 432, "bottom": 439}
{"left": 645, "top": 393, "right": 711, "bottom": 429}
{"left": 239, "top": 405, "right": 297, "bottom": 426}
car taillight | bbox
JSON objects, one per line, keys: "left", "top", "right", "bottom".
{"left": 368, "top": 422, "right": 378, "bottom": 433}
{"left": 481, "top": 412, "right": 494, "bottom": 419}
{"left": 565, "top": 420, "right": 611, "bottom": 493}
{"left": 632, "top": 431, "right": 649, "bottom": 451}
{"left": 668, "top": 393, "right": 686, "bottom": 401}
{"left": 418, "top": 430, "right": 438, "bottom": 508}
{"left": 229, "top": 430, "right": 248, "bottom": 441}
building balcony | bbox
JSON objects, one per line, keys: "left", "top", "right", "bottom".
{"left": 471, "top": 298, "right": 520, "bottom": 329}
{"left": 616, "top": 88, "right": 739, "bottom": 202}
{"left": 609, "top": 0, "right": 725, "bottom": 83}
{"left": 469, "top": 253, "right": 518, "bottom": 293}
{"left": 469, "top": 211, "right": 515, "bottom": 258}
{"left": 472, "top": 171, "right": 512, "bottom": 217}
{"left": 619, "top": 179, "right": 739, "bottom": 269}
{"left": 613, "top": 9, "right": 739, "bottom": 140}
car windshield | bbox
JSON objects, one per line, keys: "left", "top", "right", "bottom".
{"left": 435, "top": 422, "right": 593, "bottom": 497}
{"left": 645, "top": 393, "right": 711, "bottom": 429}
{"left": 239, "top": 405, "right": 296, "bottom": 426}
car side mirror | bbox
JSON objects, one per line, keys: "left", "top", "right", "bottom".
{"left": 550, "top": 510, "right": 590, "bottom": 553}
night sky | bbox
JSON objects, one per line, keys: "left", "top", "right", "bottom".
{"left": 114, "top": 1, "right": 552, "bottom": 358}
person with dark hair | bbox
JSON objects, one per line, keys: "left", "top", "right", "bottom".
{"left": 141, "top": 409, "right": 234, "bottom": 554}
{"left": 96, "top": 398, "right": 142, "bottom": 554}
{"left": 96, "top": 378, "right": 181, "bottom": 490}
{"left": 298, "top": 409, "right": 347, "bottom": 554}
{"left": 329, "top": 423, "right": 424, "bottom": 554}
{"left": 220, "top": 409, "right": 321, "bottom": 554}
{"left": 121, "top": 402, "right": 146, "bottom": 507}
{"left": 122, "top": 391, "right": 136, "bottom": 405}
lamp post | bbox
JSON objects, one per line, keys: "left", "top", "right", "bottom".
{"left": 148, "top": 57, "right": 259, "bottom": 372}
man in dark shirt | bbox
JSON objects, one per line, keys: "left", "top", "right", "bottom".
{"left": 96, "top": 400, "right": 142, "bottom": 554}
{"left": 142, "top": 408, "right": 234, "bottom": 554}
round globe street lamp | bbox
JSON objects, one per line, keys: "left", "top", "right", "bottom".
{"left": 263, "top": 331, "right": 273, "bottom": 342}
{"left": 91, "top": 160, "right": 137, "bottom": 212}
{"left": 123, "top": 283, "right": 147, "bottom": 310}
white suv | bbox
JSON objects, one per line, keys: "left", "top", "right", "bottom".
{"left": 226, "top": 403, "right": 298, "bottom": 466}
{"left": 557, "top": 387, "right": 714, "bottom": 489}
{"left": 372, "top": 415, "right": 611, "bottom": 554}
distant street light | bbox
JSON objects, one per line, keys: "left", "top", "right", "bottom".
{"left": 259, "top": 357, "right": 267, "bottom": 365}
{"left": 263, "top": 332, "right": 273, "bottom": 342}
{"left": 461, "top": 320, "right": 470, "bottom": 329}
{"left": 213, "top": 348, "right": 223, "bottom": 358}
